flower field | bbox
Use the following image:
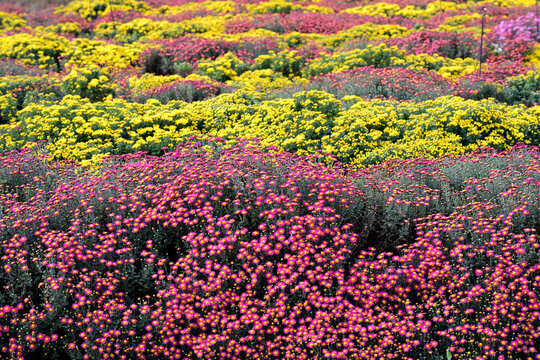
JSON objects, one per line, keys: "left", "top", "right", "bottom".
{"left": 0, "top": 0, "right": 539, "bottom": 359}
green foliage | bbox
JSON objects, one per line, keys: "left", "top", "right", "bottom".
{"left": 501, "top": 71, "right": 540, "bottom": 106}
{"left": 293, "top": 90, "right": 341, "bottom": 117}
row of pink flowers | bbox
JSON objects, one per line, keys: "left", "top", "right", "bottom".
{"left": 0, "top": 139, "right": 538, "bottom": 359}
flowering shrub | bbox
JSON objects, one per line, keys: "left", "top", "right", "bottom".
{"left": 132, "top": 78, "right": 232, "bottom": 103}
{"left": 139, "top": 37, "right": 232, "bottom": 77}
{"left": 325, "top": 23, "right": 412, "bottom": 48}
{"left": 0, "top": 33, "right": 68, "bottom": 70}
{"left": 25, "top": 10, "right": 87, "bottom": 29}
{"left": 93, "top": 17, "right": 209, "bottom": 42}
{"left": 62, "top": 38, "right": 146, "bottom": 68}
{"left": 321, "top": 95, "right": 540, "bottom": 166}
{"left": 305, "top": 43, "right": 406, "bottom": 77}
{"left": 149, "top": 0, "right": 236, "bottom": 17}
{"left": 392, "top": 53, "right": 478, "bottom": 79}
{"left": 55, "top": 0, "right": 150, "bottom": 20}
{"left": 285, "top": 66, "right": 454, "bottom": 101}
{"left": 0, "top": 95, "right": 204, "bottom": 164}
{"left": 127, "top": 72, "right": 185, "bottom": 94}
{"left": 386, "top": 30, "right": 480, "bottom": 59}
{"left": 229, "top": 36, "right": 282, "bottom": 63}
{"left": 455, "top": 70, "right": 540, "bottom": 107}
{"left": 0, "top": 74, "right": 63, "bottom": 116}
{"left": 344, "top": 2, "right": 401, "bottom": 17}
{"left": 252, "top": 49, "right": 304, "bottom": 78}
{"left": 229, "top": 69, "right": 294, "bottom": 92}
{"left": 225, "top": 12, "right": 373, "bottom": 35}
{"left": 2, "top": 88, "right": 539, "bottom": 167}
{"left": 491, "top": 13, "right": 540, "bottom": 51}
{"left": 197, "top": 52, "right": 249, "bottom": 82}
{"left": 62, "top": 65, "right": 116, "bottom": 102}
{"left": 0, "top": 93, "right": 17, "bottom": 125}
{"left": 247, "top": 0, "right": 303, "bottom": 14}
{"left": 0, "top": 11, "right": 26, "bottom": 32}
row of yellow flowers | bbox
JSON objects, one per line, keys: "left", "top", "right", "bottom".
{"left": 1, "top": 90, "right": 537, "bottom": 167}
{"left": 53, "top": 0, "right": 537, "bottom": 20}
{"left": 0, "top": 33, "right": 147, "bottom": 69}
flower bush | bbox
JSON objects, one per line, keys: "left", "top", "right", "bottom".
{"left": 0, "top": 33, "right": 68, "bottom": 70}
{"left": 55, "top": 0, "right": 150, "bottom": 21}
{"left": 491, "top": 13, "right": 540, "bottom": 51}
{"left": 386, "top": 30, "right": 480, "bottom": 59}
{"left": 0, "top": 74, "right": 63, "bottom": 116}
{"left": 132, "top": 78, "right": 233, "bottom": 104}
{"left": 138, "top": 37, "right": 234, "bottom": 75}
{"left": 283, "top": 66, "right": 454, "bottom": 101}
{"left": 62, "top": 65, "right": 116, "bottom": 102}
{"left": 0, "top": 11, "right": 26, "bottom": 33}
{"left": 252, "top": 49, "right": 304, "bottom": 78}
{"left": 197, "top": 52, "right": 249, "bottom": 82}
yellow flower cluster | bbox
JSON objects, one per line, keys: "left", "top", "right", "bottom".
{"left": 38, "top": 22, "right": 82, "bottom": 36}
{"left": 198, "top": 52, "right": 248, "bottom": 82}
{"left": 0, "top": 93, "right": 17, "bottom": 124}
{"left": 62, "top": 64, "right": 115, "bottom": 102}
{"left": 325, "top": 23, "right": 411, "bottom": 48}
{"left": 305, "top": 44, "right": 405, "bottom": 76}
{"left": 128, "top": 73, "right": 183, "bottom": 95}
{"left": 326, "top": 95, "right": 538, "bottom": 166}
{"left": 0, "top": 33, "right": 68, "bottom": 69}
{"left": 253, "top": 49, "right": 303, "bottom": 78}
{"left": 341, "top": 0, "right": 471, "bottom": 19}
{"left": 63, "top": 38, "right": 146, "bottom": 67}
{"left": 438, "top": 13, "right": 485, "bottom": 33}
{"left": 229, "top": 69, "right": 295, "bottom": 92}
{"left": 181, "top": 16, "right": 228, "bottom": 37}
{"left": 55, "top": 0, "right": 150, "bottom": 20}
{"left": 1, "top": 90, "right": 537, "bottom": 167}
{"left": 394, "top": 54, "right": 478, "bottom": 79}
{"left": 93, "top": 17, "right": 223, "bottom": 42}
{"left": 527, "top": 45, "right": 540, "bottom": 66}
{"left": 0, "top": 33, "right": 145, "bottom": 69}
{"left": 423, "top": 0, "right": 470, "bottom": 13}
{"left": 0, "top": 95, "right": 199, "bottom": 165}
{"left": 153, "top": 1, "right": 237, "bottom": 16}
{"left": 0, "top": 11, "right": 26, "bottom": 33}
{"left": 343, "top": 3, "right": 401, "bottom": 17}
{"left": 246, "top": 0, "right": 334, "bottom": 14}
{"left": 247, "top": 0, "right": 304, "bottom": 14}
{"left": 303, "top": 5, "right": 334, "bottom": 14}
